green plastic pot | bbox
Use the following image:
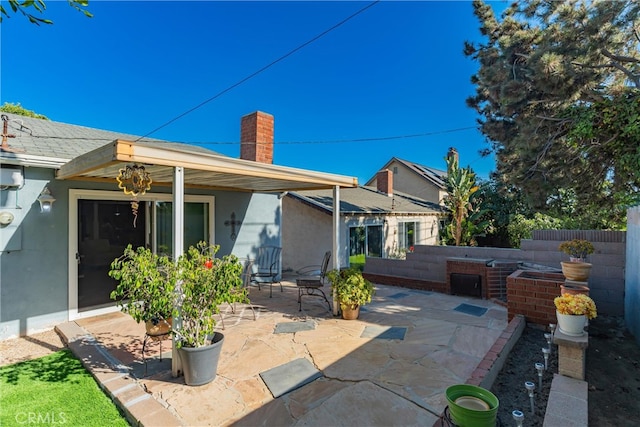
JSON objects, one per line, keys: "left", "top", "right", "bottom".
{"left": 446, "top": 384, "right": 499, "bottom": 427}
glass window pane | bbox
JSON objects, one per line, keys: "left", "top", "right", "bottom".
{"left": 155, "top": 202, "right": 209, "bottom": 255}
{"left": 367, "top": 225, "right": 383, "bottom": 258}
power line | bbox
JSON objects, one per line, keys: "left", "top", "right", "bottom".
{"left": 190, "top": 125, "right": 478, "bottom": 145}
{"left": 135, "top": 0, "right": 381, "bottom": 142}
{"left": 25, "top": 124, "right": 478, "bottom": 145}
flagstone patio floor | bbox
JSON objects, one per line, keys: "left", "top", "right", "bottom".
{"left": 57, "top": 281, "right": 509, "bottom": 426}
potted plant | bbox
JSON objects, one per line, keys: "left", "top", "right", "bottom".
{"left": 558, "top": 239, "right": 594, "bottom": 262}
{"left": 327, "top": 268, "right": 375, "bottom": 320}
{"left": 109, "top": 245, "right": 177, "bottom": 336}
{"left": 558, "top": 239, "right": 594, "bottom": 282}
{"left": 553, "top": 293, "right": 597, "bottom": 336}
{"left": 172, "top": 242, "right": 244, "bottom": 386}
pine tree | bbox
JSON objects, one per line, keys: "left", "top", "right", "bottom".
{"left": 465, "top": 0, "right": 639, "bottom": 228}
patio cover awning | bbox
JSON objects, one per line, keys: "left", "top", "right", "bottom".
{"left": 56, "top": 139, "right": 358, "bottom": 192}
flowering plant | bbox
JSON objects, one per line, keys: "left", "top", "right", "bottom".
{"left": 554, "top": 293, "right": 597, "bottom": 319}
{"left": 558, "top": 239, "right": 594, "bottom": 260}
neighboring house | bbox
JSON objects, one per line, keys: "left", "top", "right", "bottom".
{"left": 282, "top": 169, "right": 446, "bottom": 271}
{"left": 365, "top": 157, "right": 447, "bottom": 205}
{"left": 0, "top": 111, "right": 356, "bottom": 340}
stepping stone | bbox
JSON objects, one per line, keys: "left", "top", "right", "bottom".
{"left": 259, "top": 358, "right": 322, "bottom": 398}
{"left": 454, "top": 303, "right": 488, "bottom": 317}
{"left": 361, "top": 326, "right": 407, "bottom": 340}
{"left": 388, "top": 292, "right": 409, "bottom": 299}
{"left": 273, "top": 320, "right": 316, "bottom": 334}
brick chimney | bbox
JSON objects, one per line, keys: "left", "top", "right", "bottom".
{"left": 376, "top": 169, "right": 393, "bottom": 196}
{"left": 240, "top": 111, "right": 274, "bottom": 164}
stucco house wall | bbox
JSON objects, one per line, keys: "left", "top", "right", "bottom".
{"left": 282, "top": 195, "right": 332, "bottom": 272}
{"left": 0, "top": 165, "right": 281, "bottom": 340}
{"left": 626, "top": 205, "right": 640, "bottom": 345}
{"left": 282, "top": 195, "right": 441, "bottom": 271}
{"left": 368, "top": 159, "right": 445, "bottom": 204}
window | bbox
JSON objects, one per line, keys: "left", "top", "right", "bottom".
{"left": 366, "top": 225, "right": 383, "bottom": 257}
{"left": 398, "top": 221, "right": 417, "bottom": 250}
{"left": 155, "top": 201, "right": 210, "bottom": 255}
{"left": 349, "top": 224, "right": 383, "bottom": 265}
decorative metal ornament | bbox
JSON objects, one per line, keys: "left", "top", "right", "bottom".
{"left": 131, "top": 200, "right": 140, "bottom": 228}
{"left": 116, "top": 164, "right": 152, "bottom": 197}
{"left": 116, "top": 164, "right": 151, "bottom": 228}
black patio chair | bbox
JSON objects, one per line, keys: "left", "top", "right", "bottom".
{"left": 295, "top": 251, "right": 332, "bottom": 312}
{"left": 250, "top": 246, "right": 283, "bottom": 298}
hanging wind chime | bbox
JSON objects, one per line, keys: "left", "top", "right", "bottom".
{"left": 116, "top": 164, "right": 152, "bottom": 227}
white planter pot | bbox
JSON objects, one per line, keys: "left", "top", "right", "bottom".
{"left": 556, "top": 311, "right": 586, "bottom": 336}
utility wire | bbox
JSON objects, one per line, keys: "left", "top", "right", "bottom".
{"left": 27, "top": 124, "right": 477, "bottom": 144}
{"left": 135, "top": 0, "right": 381, "bottom": 142}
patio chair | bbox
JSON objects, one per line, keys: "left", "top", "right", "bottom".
{"left": 250, "top": 246, "right": 283, "bottom": 298}
{"left": 295, "top": 251, "right": 332, "bottom": 312}
{"left": 219, "top": 259, "right": 256, "bottom": 330}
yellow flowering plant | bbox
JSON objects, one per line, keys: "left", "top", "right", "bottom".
{"left": 554, "top": 293, "right": 597, "bottom": 319}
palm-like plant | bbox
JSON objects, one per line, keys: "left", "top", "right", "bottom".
{"left": 442, "top": 148, "right": 488, "bottom": 246}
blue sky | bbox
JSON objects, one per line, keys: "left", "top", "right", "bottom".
{"left": 2, "top": 1, "right": 507, "bottom": 183}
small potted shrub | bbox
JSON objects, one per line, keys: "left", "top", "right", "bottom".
{"left": 109, "top": 245, "right": 177, "bottom": 336}
{"left": 172, "top": 242, "right": 244, "bottom": 386}
{"left": 558, "top": 239, "right": 594, "bottom": 262}
{"left": 558, "top": 239, "right": 594, "bottom": 282}
{"left": 327, "top": 268, "right": 375, "bottom": 320}
{"left": 554, "top": 293, "right": 597, "bottom": 336}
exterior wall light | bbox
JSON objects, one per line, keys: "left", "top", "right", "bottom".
{"left": 37, "top": 187, "right": 56, "bottom": 213}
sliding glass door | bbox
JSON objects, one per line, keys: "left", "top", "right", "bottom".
{"left": 74, "top": 192, "right": 213, "bottom": 312}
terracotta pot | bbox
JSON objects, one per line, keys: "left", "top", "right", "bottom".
{"left": 145, "top": 318, "right": 172, "bottom": 336}
{"left": 341, "top": 306, "right": 360, "bottom": 320}
{"left": 560, "top": 283, "right": 590, "bottom": 296}
{"left": 556, "top": 311, "right": 586, "bottom": 336}
{"left": 561, "top": 261, "right": 592, "bottom": 282}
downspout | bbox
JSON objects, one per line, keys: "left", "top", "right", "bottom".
{"left": 172, "top": 166, "right": 185, "bottom": 377}
{"left": 332, "top": 185, "right": 340, "bottom": 316}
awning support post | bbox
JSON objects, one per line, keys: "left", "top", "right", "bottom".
{"left": 332, "top": 185, "right": 340, "bottom": 316}
{"left": 172, "top": 166, "right": 185, "bottom": 377}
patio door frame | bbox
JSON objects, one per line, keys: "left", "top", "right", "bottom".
{"left": 68, "top": 189, "right": 214, "bottom": 320}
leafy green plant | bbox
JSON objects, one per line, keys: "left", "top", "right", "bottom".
{"left": 173, "top": 242, "right": 245, "bottom": 348}
{"left": 109, "top": 245, "right": 177, "bottom": 324}
{"left": 327, "top": 268, "right": 374, "bottom": 311}
{"left": 558, "top": 239, "right": 594, "bottom": 260}
{"left": 110, "top": 242, "right": 247, "bottom": 348}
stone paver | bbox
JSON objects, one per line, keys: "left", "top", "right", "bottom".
{"left": 58, "top": 282, "right": 509, "bottom": 426}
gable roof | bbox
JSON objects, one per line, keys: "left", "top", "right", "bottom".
{"left": 0, "top": 112, "right": 213, "bottom": 167}
{"left": 288, "top": 186, "right": 446, "bottom": 215}
{"left": 0, "top": 113, "right": 358, "bottom": 192}
{"left": 364, "top": 157, "right": 447, "bottom": 190}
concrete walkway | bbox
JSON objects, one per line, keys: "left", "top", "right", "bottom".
{"left": 58, "top": 282, "right": 509, "bottom": 426}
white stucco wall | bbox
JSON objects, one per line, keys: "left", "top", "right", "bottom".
{"left": 625, "top": 205, "right": 640, "bottom": 345}
{"left": 282, "top": 197, "right": 332, "bottom": 272}
{"left": 370, "top": 160, "right": 445, "bottom": 204}
{"left": 282, "top": 196, "right": 441, "bottom": 272}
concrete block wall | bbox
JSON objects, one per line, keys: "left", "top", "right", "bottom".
{"left": 363, "top": 230, "right": 626, "bottom": 316}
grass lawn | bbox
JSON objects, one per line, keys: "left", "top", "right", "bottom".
{"left": 0, "top": 349, "right": 130, "bottom": 426}
{"left": 349, "top": 254, "right": 366, "bottom": 271}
